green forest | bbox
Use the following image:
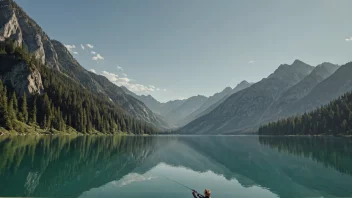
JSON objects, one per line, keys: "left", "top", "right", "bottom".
{"left": 258, "top": 92, "right": 352, "bottom": 135}
{"left": 0, "top": 39, "right": 158, "bottom": 135}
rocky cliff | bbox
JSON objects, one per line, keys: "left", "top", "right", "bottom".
{"left": 0, "top": 54, "right": 43, "bottom": 96}
{"left": 0, "top": 0, "right": 60, "bottom": 70}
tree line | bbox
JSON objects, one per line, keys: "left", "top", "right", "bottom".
{"left": 0, "top": 39, "right": 158, "bottom": 134}
{"left": 258, "top": 92, "right": 352, "bottom": 135}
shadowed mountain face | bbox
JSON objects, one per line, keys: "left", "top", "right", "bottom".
{"left": 180, "top": 60, "right": 315, "bottom": 134}
{"left": 1, "top": 136, "right": 351, "bottom": 198}
{"left": 259, "top": 62, "right": 339, "bottom": 123}
{"left": 283, "top": 61, "right": 352, "bottom": 116}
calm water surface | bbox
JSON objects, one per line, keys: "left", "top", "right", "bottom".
{"left": 0, "top": 135, "right": 351, "bottom": 198}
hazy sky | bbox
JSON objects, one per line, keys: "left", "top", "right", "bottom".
{"left": 16, "top": 0, "right": 352, "bottom": 102}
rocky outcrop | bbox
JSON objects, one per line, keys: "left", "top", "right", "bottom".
{"left": 0, "top": 0, "right": 60, "bottom": 70}
{"left": 0, "top": 60, "right": 44, "bottom": 96}
{"left": 0, "top": 8, "right": 22, "bottom": 46}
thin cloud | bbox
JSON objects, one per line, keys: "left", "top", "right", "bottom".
{"left": 163, "top": 89, "right": 167, "bottom": 92}
{"left": 117, "top": 65, "right": 123, "bottom": 71}
{"left": 92, "top": 54, "right": 104, "bottom": 61}
{"left": 122, "top": 73, "right": 128, "bottom": 77}
{"left": 86, "top": 44, "right": 94, "bottom": 48}
{"left": 81, "top": 44, "right": 85, "bottom": 50}
{"left": 91, "top": 51, "right": 96, "bottom": 55}
{"left": 64, "top": 44, "right": 76, "bottom": 51}
{"left": 73, "top": 51, "right": 78, "bottom": 55}
{"left": 345, "top": 37, "right": 352, "bottom": 41}
{"left": 89, "top": 69, "right": 96, "bottom": 73}
{"left": 248, "top": 60, "right": 255, "bottom": 64}
{"left": 101, "top": 70, "right": 160, "bottom": 94}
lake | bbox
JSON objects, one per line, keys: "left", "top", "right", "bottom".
{"left": 0, "top": 135, "right": 351, "bottom": 198}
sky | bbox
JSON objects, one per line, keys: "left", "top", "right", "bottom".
{"left": 16, "top": 0, "right": 352, "bottom": 102}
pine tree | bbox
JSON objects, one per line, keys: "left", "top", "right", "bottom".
{"left": 12, "top": 92, "right": 18, "bottom": 119}
{"left": 30, "top": 96, "right": 37, "bottom": 124}
{"left": 21, "top": 93, "right": 28, "bottom": 123}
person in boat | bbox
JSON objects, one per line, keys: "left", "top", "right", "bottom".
{"left": 192, "top": 189, "right": 211, "bottom": 198}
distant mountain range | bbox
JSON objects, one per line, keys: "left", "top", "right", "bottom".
{"left": 122, "top": 81, "right": 252, "bottom": 128}
{"left": 178, "top": 60, "right": 352, "bottom": 134}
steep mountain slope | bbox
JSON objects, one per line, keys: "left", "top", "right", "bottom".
{"left": 164, "top": 95, "right": 207, "bottom": 127}
{"left": 282, "top": 61, "right": 352, "bottom": 116}
{"left": 52, "top": 40, "right": 168, "bottom": 128}
{"left": 0, "top": 1, "right": 166, "bottom": 129}
{"left": 187, "top": 80, "right": 252, "bottom": 123}
{"left": 0, "top": 0, "right": 60, "bottom": 70}
{"left": 260, "top": 62, "right": 339, "bottom": 123}
{"left": 180, "top": 87, "right": 233, "bottom": 126}
{"left": 179, "top": 60, "right": 314, "bottom": 134}
{"left": 259, "top": 91, "right": 352, "bottom": 135}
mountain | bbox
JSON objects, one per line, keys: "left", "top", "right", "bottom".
{"left": 282, "top": 61, "right": 352, "bottom": 116}
{"left": 0, "top": 0, "right": 166, "bottom": 130}
{"left": 0, "top": 0, "right": 162, "bottom": 134}
{"left": 163, "top": 95, "right": 207, "bottom": 127}
{"left": 259, "top": 90, "right": 352, "bottom": 135}
{"left": 179, "top": 60, "right": 314, "bottom": 134}
{"left": 182, "top": 81, "right": 252, "bottom": 126}
{"left": 260, "top": 62, "right": 339, "bottom": 123}
{"left": 186, "top": 80, "right": 253, "bottom": 123}
{"left": 122, "top": 86, "right": 209, "bottom": 128}
{"left": 0, "top": 1, "right": 60, "bottom": 70}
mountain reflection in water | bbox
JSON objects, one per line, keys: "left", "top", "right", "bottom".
{"left": 0, "top": 136, "right": 351, "bottom": 198}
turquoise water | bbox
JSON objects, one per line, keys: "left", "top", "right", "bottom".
{"left": 0, "top": 136, "right": 351, "bottom": 198}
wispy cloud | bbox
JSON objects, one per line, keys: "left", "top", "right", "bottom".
{"left": 117, "top": 65, "right": 123, "bottom": 71}
{"left": 248, "top": 60, "right": 255, "bottom": 64}
{"left": 163, "top": 89, "right": 167, "bottom": 92}
{"left": 73, "top": 51, "right": 79, "bottom": 55}
{"left": 64, "top": 44, "right": 76, "bottom": 51}
{"left": 91, "top": 51, "right": 96, "bottom": 55}
{"left": 92, "top": 54, "right": 104, "bottom": 61}
{"left": 86, "top": 44, "right": 94, "bottom": 48}
{"left": 81, "top": 44, "right": 85, "bottom": 50}
{"left": 345, "top": 36, "right": 352, "bottom": 42}
{"left": 89, "top": 69, "right": 96, "bottom": 73}
{"left": 122, "top": 73, "right": 127, "bottom": 77}
{"left": 101, "top": 70, "right": 161, "bottom": 94}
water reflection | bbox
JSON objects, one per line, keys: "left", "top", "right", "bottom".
{"left": 0, "top": 135, "right": 351, "bottom": 198}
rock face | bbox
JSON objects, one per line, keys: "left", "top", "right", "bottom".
{"left": 0, "top": 56, "right": 44, "bottom": 96}
{"left": 0, "top": 0, "right": 60, "bottom": 70}
{"left": 179, "top": 60, "right": 315, "bottom": 134}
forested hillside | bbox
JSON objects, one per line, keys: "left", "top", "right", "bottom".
{"left": 258, "top": 91, "right": 352, "bottom": 135}
{"left": 0, "top": 40, "right": 158, "bottom": 134}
